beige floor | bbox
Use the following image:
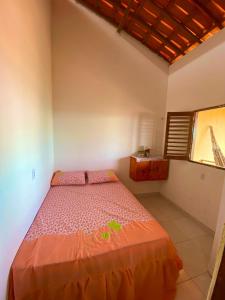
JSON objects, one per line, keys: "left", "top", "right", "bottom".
{"left": 137, "top": 193, "right": 214, "bottom": 300}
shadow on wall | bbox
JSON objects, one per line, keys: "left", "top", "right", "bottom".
{"left": 68, "top": 0, "right": 168, "bottom": 74}
{"left": 54, "top": 0, "right": 168, "bottom": 116}
{"left": 53, "top": 0, "right": 167, "bottom": 194}
{"left": 116, "top": 156, "right": 161, "bottom": 194}
{"left": 115, "top": 113, "right": 164, "bottom": 192}
{"left": 120, "top": 33, "right": 169, "bottom": 74}
{"left": 117, "top": 156, "right": 132, "bottom": 184}
{"left": 54, "top": 110, "right": 164, "bottom": 170}
{"left": 137, "top": 112, "right": 164, "bottom": 155}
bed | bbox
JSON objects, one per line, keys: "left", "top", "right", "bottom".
{"left": 8, "top": 180, "right": 182, "bottom": 300}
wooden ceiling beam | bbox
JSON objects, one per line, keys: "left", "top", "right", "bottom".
{"left": 151, "top": 0, "right": 188, "bottom": 50}
{"left": 76, "top": 0, "right": 172, "bottom": 61}
{"left": 138, "top": 33, "right": 172, "bottom": 62}
{"left": 165, "top": 0, "right": 204, "bottom": 40}
{"left": 115, "top": 2, "right": 184, "bottom": 56}
{"left": 117, "top": 0, "right": 146, "bottom": 33}
{"left": 76, "top": 0, "right": 224, "bottom": 62}
{"left": 147, "top": 0, "right": 200, "bottom": 43}
{"left": 117, "top": 0, "right": 133, "bottom": 33}
{"left": 163, "top": 3, "right": 199, "bottom": 50}
{"left": 193, "top": 0, "right": 224, "bottom": 29}
{"left": 141, "top": 21, "right": 184, "bottom": 56}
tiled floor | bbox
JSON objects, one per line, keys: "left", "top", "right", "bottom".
{"left": 137, "top": 193, "right": 214, "bottom": 300}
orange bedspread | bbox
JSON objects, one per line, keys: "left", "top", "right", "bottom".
{"left": 8, "top": 182, "right": 182, "bottom": 300}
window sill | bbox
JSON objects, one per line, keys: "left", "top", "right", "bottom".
{"left": 188, "top": 159, "right": 225, "bottom": 171}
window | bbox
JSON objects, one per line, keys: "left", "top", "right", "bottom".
{"left": 164, "top": 105, "right": 225, "bottom": 169}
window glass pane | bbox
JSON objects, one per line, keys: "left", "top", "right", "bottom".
{"left": 191, "top": 107, "right": 225, "bottom": 168}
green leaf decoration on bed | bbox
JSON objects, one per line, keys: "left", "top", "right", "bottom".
{"left": 101, "top": 232, "right": 111, "bottom": 240}
{"left": 101, "top": 221, "right": 122, "bottom": 241}
{"left": 107, "top": 220, "right": 122, "bottom": 232}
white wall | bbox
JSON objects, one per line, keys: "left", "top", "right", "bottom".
{"left": 0, "top": 1, "right": 53, "bottom": 299}
{"left": 52, "top": 0, "right": 169, "bottom": 194}
{"left": 161, "top": 28, "right": 225, "bottom": 231}
{"left": 209, "top": 178, "right": 225, "bottom": 273}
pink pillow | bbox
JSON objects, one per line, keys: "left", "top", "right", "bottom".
{"left": 87, "top": 170, "right": 119, "bottom": 184}
{"left": 51, "top": 171, "right": 86, "bottom": 186}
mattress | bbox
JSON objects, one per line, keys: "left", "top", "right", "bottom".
{"left": 8, "top": 181, "right": 182, "bottom": 300}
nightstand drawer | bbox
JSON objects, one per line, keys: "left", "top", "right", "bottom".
{"left": 136, "top": 167, "right": 150, "bottom": 180}
{"left": 130, "top": 157, "right": 169, "bottom": 181}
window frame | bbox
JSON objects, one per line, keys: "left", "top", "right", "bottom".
{"left": 164, "top": 104, "right": 225, "bottom": 170}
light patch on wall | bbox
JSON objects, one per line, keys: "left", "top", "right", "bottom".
{"left": 137, "top": 113, "right": 158, "bottom": 152}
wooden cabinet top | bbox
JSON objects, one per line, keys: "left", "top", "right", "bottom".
{"left": 130, "top": 156, "right": 168, "bottom": 162}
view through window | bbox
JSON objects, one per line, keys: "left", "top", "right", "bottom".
{"left": 191, "top": 107, "right": 225, "bottom": 169}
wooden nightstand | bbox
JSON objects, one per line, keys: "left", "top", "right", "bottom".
{"left": 130, "top": 156, "right": 169, "bottom": 181}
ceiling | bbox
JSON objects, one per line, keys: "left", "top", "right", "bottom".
{"left": 76, "top": 0, "right": 225, "bottom": 63}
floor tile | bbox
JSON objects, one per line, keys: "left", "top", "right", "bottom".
{"left": 138, "top": 194, "right": 185, "bottom": 222}
{"left": 154, "top": 205, "right": 185, "bottom": 222}
{"left": 160, "top": 220, "right": 190, "bottom": 244}
{"left": 176, "top": 236, "right": 213, "bottom": 278}
{"left": 176, "top": 280, "right": 205, "bottom": 300}
{"left": 193, "top": 273, "right": 212, "bottom": 296}
{"left": 137, "top": 194, "right": 166, "bottom": 210}
{"left": 173, "top": 217, "right": 210, "bottom": 240}
{"left": 138, "top": 192, "right": 214, "bottom": 299}
{"left": 197, "top": 235, "right": 214, "bottom": 261}
{"left": 177, "top": 269, "right": 190, "bottom": 284}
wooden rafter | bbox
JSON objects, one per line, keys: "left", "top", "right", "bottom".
{"left": 117, "top": 0, "right": 132, "bottom": 33}
{"left": 148, "top": 0, "right": 200, "bottom": 42}
{"left": 136, "top": 16, "right": 184, "bottom": 55}
{"left": 164, "top": 0, "right": 202, "bottom": 40}
{"left": 194, "top": 0, "right": 224, "bottom": 29}
{"left": 115, "top": 2, "right": 184, "bottom": 56}
{"left": 76, "top": 0, "right": 225, "bottom": 63}
{"left": 117, "top": 0, "right": 147, "bottom": 33}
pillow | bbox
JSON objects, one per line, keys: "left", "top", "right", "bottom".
{"left": 87, "top": 170, "right": 119, "bottom": 184}
{"left": 51, "top": 171, "right": 86, "bottom": 186}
